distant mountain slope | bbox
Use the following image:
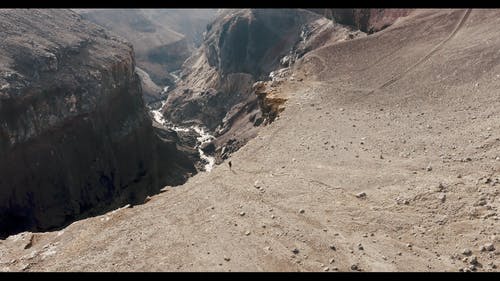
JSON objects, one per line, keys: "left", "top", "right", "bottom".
{"left": 73, "top": 9, "right": 216, "bottom": 102}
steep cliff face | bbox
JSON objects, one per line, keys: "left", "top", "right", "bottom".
{"left": 162, "top": 9, "right": 325, "bottom": 158}
{"left": 162, "top": 9, "right": 366, "bottom": 161}
{"left": 0, "top": 9, "right": 196, "bottom": 237}
{"left": 311, "top": 9, "right": 412, "bottom": 34}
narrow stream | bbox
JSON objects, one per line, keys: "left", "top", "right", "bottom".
{"left": 149, "top": 100, "right": 216, "bottom": 172}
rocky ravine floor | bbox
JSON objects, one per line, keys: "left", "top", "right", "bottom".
{"left": 0, "top": 8, "right": 499, "bottom": 272}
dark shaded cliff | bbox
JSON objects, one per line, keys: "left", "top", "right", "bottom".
{"left": 0, "top": 9, "right": 196, "bottom": 237}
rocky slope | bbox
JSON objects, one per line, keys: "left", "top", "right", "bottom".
{"left": 1, "top": 8, "right": 499, "bottom": 272}
{"left": 0, "top": 9, "right": 197, "bottom": 238}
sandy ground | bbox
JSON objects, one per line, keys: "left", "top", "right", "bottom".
{"left": 0, "top": 8, "right": 498, "bottom": 272}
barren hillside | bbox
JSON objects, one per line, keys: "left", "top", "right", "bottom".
{"left": 0, "top": 8, "right": 498, "bottom": 272}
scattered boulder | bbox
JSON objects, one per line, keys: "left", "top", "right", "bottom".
{"left": 462, "top": 248, "right": 472, "bottom": 256}
{"left": 469, "top": 255, "right": 478, "bottom": 265}
{"left": 437, "top": 193, "right": 446, "bottom": 203}
{"left": 426, "top": 164, "right": 432, "bottom": 171}
{"left": 481, "top": 243, "right": 495, "bottom": 252}
{"left": 355, "top": 192, "right": 367, "bottom": 198}
{"left": 350, "top": 263, "right": 361, "bottom": 271}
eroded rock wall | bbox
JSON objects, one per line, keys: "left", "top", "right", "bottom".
{"left": 0, "top": 9, "right": 196, "bottom": 237}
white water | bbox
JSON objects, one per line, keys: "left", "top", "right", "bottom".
{"left": 191, "top": 126, "right": 216, "bottom": 172}
{"left": 150, "top": 101, "right": 216, "bottom": 172}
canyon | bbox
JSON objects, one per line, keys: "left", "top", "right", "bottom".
{"left": 0, "top": 8, "right": 499, "bottom": 272}
{"left": 0, "top": 9, "right": 197, "bottom": 238}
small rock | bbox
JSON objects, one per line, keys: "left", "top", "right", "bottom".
{"left": 350, "top": 264, "right": 360, "bottom": 271}
{"left": 20, "top": 263, "right": 30, "bottom": 271}
{"left": 407, "top": 243, "right": 412, "bottom": 248}
{"left": 358, "top": 243, "right": 364, "bottom": 250}
{"left": 299, "top": 209, "right": 305, "bottom": 214}
{"left": 481, "top": 243, "right": 495, "bottom": 252}
{"left": 239, "top": 212, "right": 246, "bottom": 216}
{"left": 292, "top": 248, "right": 300, "bottom": 254}
{"left": 323, "top": 267, "right": 329, "bottom": 272}
{"left": 245, "top": 231, "right": 251, "bottom": 236}
{"left": 329, "top": 258, "right": 335, "bottom": 264}
{"left": 271, "top": 215, "right": 276, "bottom": 219}
{"left": 426, "top": 164, "right": 432, "bottom": 171}
{"left": 254, "top": 180, "right": 261, "bottom": 189}
{"left": 461, "top": 248, "right": 472, "bottom": 256}
{"left": 23, "top": 234, "right": 34, "bottom": 250}
{"left": 329, "top": 245, "right": 336, "bottom": 251}
{"left": 224, "top": 257, "right": 230, "bottom": 261}
{"left": 437, "top": 193, "right": 446, "bottom": 203}
{"left": 355, "top": 192, "right": 366, "bottom": 198}
{"left": 469, "top": 255, "right": 478, "bottom": 265}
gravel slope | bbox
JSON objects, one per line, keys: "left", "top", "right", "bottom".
{"left": 0, "top": 8, "right": 498, "bottom": 272}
